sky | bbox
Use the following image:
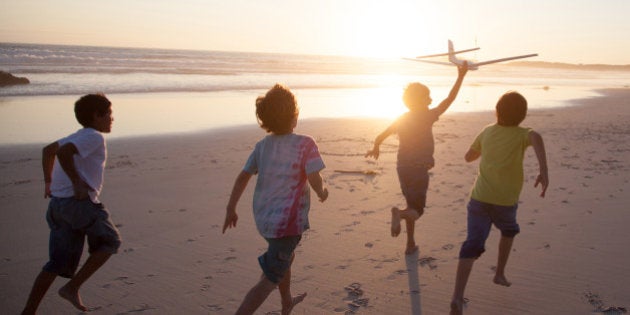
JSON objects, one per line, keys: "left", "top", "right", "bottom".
{"left": 1, "top": 0, "right": 629, "bottom": 64}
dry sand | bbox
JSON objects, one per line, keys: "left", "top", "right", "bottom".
{"left": 1, "top": 89, "right": 629, "bottom": 314}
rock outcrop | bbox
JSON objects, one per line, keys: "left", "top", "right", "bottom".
{"left": 0, "top": 71, "right": 30, "bottom": 87}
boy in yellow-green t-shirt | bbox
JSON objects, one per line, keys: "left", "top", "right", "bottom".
{"left": 450, "top": 91, "right": 549, "bottom": 315}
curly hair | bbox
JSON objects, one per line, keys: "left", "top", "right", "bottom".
{"left": 74, "top": 93, "right": 111, "bottom": 127}
{"left": 402, "top": 82, "right": 431, "bottom": 109}
{"left": 255, "top": 84, "right": 299, "bottom": 134}
{"left": 496, "top": 91, "right": 527, "bottom": 126}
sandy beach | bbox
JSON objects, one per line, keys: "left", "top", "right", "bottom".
{"left": 1, "top": 88, "right": 629, "bottom": 314}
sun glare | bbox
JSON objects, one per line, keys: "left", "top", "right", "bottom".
{"left": 339, "top": 2, "right": 444, "bottom": 59}
{"left": 359, "top": 87, "right": 407, "bottom": 118}
{"left": 297, "top": 86, "right": 407, "bottom": 122}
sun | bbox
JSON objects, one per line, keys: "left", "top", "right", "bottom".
{"left": 337, "top": 2, "right": 444, "bottom": 59}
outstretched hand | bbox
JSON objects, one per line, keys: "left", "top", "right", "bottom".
{"left": 318, "top": 188, "right": 329, "bottom": 202}
{"left": 222, "top": 210, "right": 238, "bottom": 234}
{"left": 365, "top": 148, "right": 380, "bottom": 160}
{"left": 534, "top": 173, "right": 549, "bottom": 197}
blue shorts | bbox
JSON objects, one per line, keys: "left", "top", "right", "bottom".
{"left": 397, "top": 165, "right": 429, "bottom": 215}
{"left": 459, "top": 199, "right": 520, "bottom": 259}
{"left": 44, "top": 197, "right": 122, "bottom": 278}
{"left": 258, "top": 235, "right": 302, "bottom": 284}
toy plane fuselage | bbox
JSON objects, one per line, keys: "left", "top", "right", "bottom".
{"left": 406, "top": 40, "right": 538, "bottom": 70}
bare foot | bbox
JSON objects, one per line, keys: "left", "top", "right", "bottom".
{"left": 450, "top": 298, "right": 464, "bottom": 315}
{"left": 405, "top": 244, "right": 418, "bottom": 255}
{"left": 281, "top": 292, "right": 307, "bottom": 315}
{"left": 391, "top": 207, "right": 401, "bottom": 237}
{"left": 493, "top": 274, "right": 512, "bottom": 287}
{"left": 58, "top": 285, "right": 88, "bottom": 312}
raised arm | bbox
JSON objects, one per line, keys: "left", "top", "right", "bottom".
{"left": 42, "top": 141, "right": 59, "bottom": 198}
{"left": 223, "top": 170, "right": 252, "bottom": 233}
{"left": 529, "top": 131, "right": 549, "bottom": 197}
{"left": 307, "top": 171, "right": 328, "bottom": 202}
{"left": 365, "top": 124, "right": 396, "bottom": 160}
{"left": 433, "top": 61, "right": 468, "bottom": 116}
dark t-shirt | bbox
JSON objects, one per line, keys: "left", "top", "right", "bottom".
{"left": 393, "top": 109, "right": 440, "bottom": 168}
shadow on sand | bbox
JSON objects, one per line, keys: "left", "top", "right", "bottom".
{"left": 405, "top": 250, "right": 422, "bottom": 315}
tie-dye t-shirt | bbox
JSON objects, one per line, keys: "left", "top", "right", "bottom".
{"left": 244, "top": 133, "right": 326, "bottom": 238}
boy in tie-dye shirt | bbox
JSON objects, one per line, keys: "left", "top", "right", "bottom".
{"left": 223, "top": 84, "right": 328, "bottom": 315}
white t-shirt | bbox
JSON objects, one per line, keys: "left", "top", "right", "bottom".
{"left": 50, "top": 128, "right": 107, "bottom": 203}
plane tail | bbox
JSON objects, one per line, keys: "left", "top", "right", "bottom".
{"left": 448, "top": 40, "right": 458, "bottom": 64}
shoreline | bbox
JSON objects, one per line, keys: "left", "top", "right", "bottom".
{"left": 0, "top": 85, "right": 611, "bottom": 146}
{"left": 0, "top": 87, "right": 623, "bottom": 150}
{"left": 1, "top": 88, "right": 628, "bottom": 314}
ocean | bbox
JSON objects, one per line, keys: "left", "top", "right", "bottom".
{"left": 1, "top": 43, "right": 628, "bottom": 144}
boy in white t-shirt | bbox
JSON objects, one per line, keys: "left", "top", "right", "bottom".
{"left": 222, "top": 84, "right": 328, "bottom": 315}
{"left": 22, "top": 94, "right": 121, "bottom": 314}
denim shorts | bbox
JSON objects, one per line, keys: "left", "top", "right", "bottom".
{"left": 43, "top": 197, "right": 122, "bottom": 278}
{"left": 397, "top": 165, "right": 429, "bottom": 215}
{"left": 459, "top": 198, "right": 520, "bottom": 259}
{"left": 258, "top": 235, "right": 302, "bottom": 284}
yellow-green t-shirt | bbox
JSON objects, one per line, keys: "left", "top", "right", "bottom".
{"left": 470, "top": 124, "right": 531, "bottom": 206}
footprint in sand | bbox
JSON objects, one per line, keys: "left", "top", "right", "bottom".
{"left": 206, "top": 304, "right": 223, "bottom": 311}
{"left": 114, "top": 276, "right": 135, "bottom": 285}
{"left": 120, "top": 304, "right": 155, "bottom": 314}
{"left": 336, "top": 283, "right": 370, "bottom": 313}
{"left": 442, "top": 244, "right": 454, "bottom": 251}
{"left": 417, "top": 256, "right": 438, "bottom": 270}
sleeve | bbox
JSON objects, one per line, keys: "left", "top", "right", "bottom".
{"left": 243, "top": 144, "right": 259, "bottom": 175}
{"left": 304, "top": 138, "right": 325, "bottom": 175}
{"left": 470, "top": 129, "right": 483, "bottom": 152}
{"left": 524, "top": 128, "right": 533, "bottom": 147}
{"left": 69, "top": 130, "right": 104, "bottom": 158}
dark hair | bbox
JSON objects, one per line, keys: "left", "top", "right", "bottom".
{"left": 74, "top": 94, "right": 111, "bottom": 127}
{"left": 255, "top": 84, "right": 298, "bottom": 134}
{"left": 402, "top": 82, "right": 430, "bottom": 109}
{"left": 496, "top": 91, "right": 527, "bottom": 126}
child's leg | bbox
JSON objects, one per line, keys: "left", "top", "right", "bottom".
{"left": 450, "top": 199, "right": 493, "bottom": 314}
{"left": 236, "top": 276, "right": 277, "bottom": 315}
{"left": 493, "top": 236, "right": 514, "bottom": 287}
{"left": 399, "top": 208, "right": 422, "bottom": 254}
{"left": 403, "top": 217, "right": 418, "bottom": 255}
{"left": 391, "top": 207, "right": 421, "bottom": 238}
{"left": 278, "top": 253, "right": 306, "bottom": 315}
{"left": 21, "top": 270, "right": 57, "bottom": 315}
{"left": 59, "top": 251, "right": 111, "bottom": 312}
{"left": 450, "top": 258, "right": 475, "bottom": 315}
{"left": 488, "top": 202, "right": 519, "bottom": 287}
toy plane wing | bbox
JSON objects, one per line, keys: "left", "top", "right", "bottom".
{"left": 402, "top": 58, "right": 452, "bottom": 66}
{"left": 406, "top": 39, "right": 537, "bottom": 70}
{"left": 414, "top": 47, "right": 480, "bottom": 59}
{"left": 472, "top": 54, "right": 539, "bottom": 67}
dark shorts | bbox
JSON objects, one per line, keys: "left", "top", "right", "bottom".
{"left": 258, "top": 235, "right": 302, "bottom": 284}
{"left": 397, "top": 165, "right": 429, "bottom": 215}
{"left": 44, "top": 197, "right": 122, "bottom": 278}
{"left": 459, "top": 199, "right": 520, "bottom": 259}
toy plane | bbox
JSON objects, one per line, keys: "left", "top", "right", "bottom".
{"left": 405, "top": 40, "right": 538, "bottom": 70}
